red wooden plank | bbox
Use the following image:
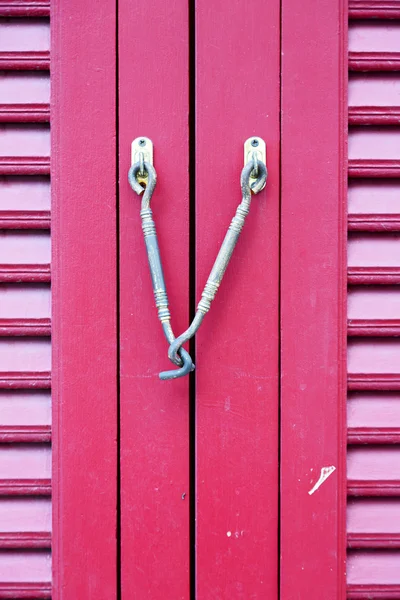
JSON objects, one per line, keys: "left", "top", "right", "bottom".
{"left": 0, "top": 425, "right": 51, "bottom": 443}
{"left": 0, "top": 1, "right": 50, "bottom": 17}
{"left": 348, "top": 266, "right": 400, "bottom": 284}
{"left": 0, "top": 51, "right": 50, "bottom": 71}
{"left": 349, "top": 1, "right": 400, "bottom": 19}
{"left": 349, "top": 159, "right": 400, "bottom": 177}
{"left": 348, "top": 480, "right": 400, "bottom": 496}
{"left": 0, "top": 531, "right": 51, "bottom": 549}
{"left": 348, "top": 319, "right": 400, "bottom": 336}
{"left": 348, "top": 214, "right": 400, "bottom": 232}
{"left": 348, "top": 107, "right": 400, "bottom": 126}
{"left": 0, "top": 372, "right": 50, "bottom": 389}
{"left": 51, "top": 1, "right": 117, "bottom": 598}
{"left": 195, "top": 1, "right": 279, "bottom": 596}
{"left": 349, "top": 52, "right": 400, "bottom": 72}
{"left": 0, "top": 105, "right": 50, "bottom": 123}
{"left": 0, "top": 211, "right": 50, "bottom": 229}
{"left": 0, "top": 479, "right": 51, "bottom": 496}
{"left": 0, "top": 265, "right": 50, "bottom": 284}
{"left": 348, "top": 533, "right": 400, "bottom": 548}
{"left": 281, "top": 1, "right": 347, "bottom": 598}
{"left": 348, "top": 584, "right": 400, "bottom": 599}
{"left": 0, "top": 158, "right": 50, "bottom": 176}
{"left": 348, "top": 426, "right": 400, "bottom": 443}
{"left": 118, "top": 0, "right": 190, "bottom": 597}
{"left": 348, "top": 373, "right": 400, "bottom": 390}
{"left": 0, "top": 319, "right": 50, "bottom": 337}
{"left": 0, "top": 582, "right": 51, "bottom": 599}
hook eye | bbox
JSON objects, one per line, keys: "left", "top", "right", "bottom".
{"left": 128, "top": 163, "right": 145, "bottom": 194}
{"left": 241, "top": 159, "right": 267, "bottom": 195}
{"left": 128, "top": 161, "right": 157, "bottom": 201}
{"left": 159, "top": 347, "right": 195, "bottom": 380}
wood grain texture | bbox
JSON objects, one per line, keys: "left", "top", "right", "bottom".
{"left": 280, "top": 1, "right": 347, "bottom": 598}
{"left": 118, "top": 0, "right": 190, "bottom": 597}
{"left": 195, "top": 0, "right": 279, "bottom": 597}
{"left": 51, "top": 1, "right": 117, "bottom": 598}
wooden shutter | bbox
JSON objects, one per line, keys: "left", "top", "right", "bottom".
{"left": 0, "top": 4, "right": 52, "bottom": 597}
{"left": 194, "top": 0, "right": 280, "bottom": 596}
{"left": 118, "top": 0, "right": 190, "bottom": 597}
{"left": 51, "top": 1, "right": 118, "bottom": 597}
{"left": 280, "top": 0, "right": 347, "bottom": 598}
{"left": 0, "top": 2, "right": 118, "bottom": 597}
{"left": 347, "top": 3, "right": 400, "bottom": 597}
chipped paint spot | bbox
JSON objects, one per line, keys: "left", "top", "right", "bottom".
{"left": 227, "top": 531, "right": 232, "bottom": 537}
{"left": 308, "top": 466, "right": 336, "bottom": 495}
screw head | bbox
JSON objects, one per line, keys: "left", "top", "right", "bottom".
{"left": 251, "top": 138, "right": 259, "bottom": 147}
{"left": 138, "top": 138, "right": 146, "bottom": 147}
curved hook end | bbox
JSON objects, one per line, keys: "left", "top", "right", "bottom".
{"left": 159, "top": 348, "right": 195, "bottom": 380}
{"left": 251, "top": 164, "right": 268, "bottom": 194}
{"left": 128, "top": 164, "right": 145, "bottom": 195}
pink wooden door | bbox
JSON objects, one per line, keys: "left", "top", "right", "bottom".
{"left": 0, "top": 0, "right": 399, "bottom": 598}
{"left": 118, "top": 0, "right": 280, "bottom": 597}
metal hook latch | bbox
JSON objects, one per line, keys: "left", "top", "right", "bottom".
{"left": 128, "top": 137, "right": 268, "bottom": 380}
{"left": 128, "top": 138, "right": 194, "bottom": 379}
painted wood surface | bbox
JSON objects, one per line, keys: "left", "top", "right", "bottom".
{"left": 118, "top": 0, "right": 190, "bottom": 597}
{"left": 194, "top": 0, "right": 280, "bottom": 596}
{"left": 347, "top": 9, "right": 400, "bottom": 596}
{"left": 0, "top": 7, "right": 52, "bottom": 595}
{"left": 51, "top": 1, "right": 117, "bottom": 597}
{"left": 280, "top": 0, "right": 348, "bottom": 598}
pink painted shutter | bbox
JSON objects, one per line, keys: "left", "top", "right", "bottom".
{"left": 347, "top": 3, "right": 400, "bottom": 597}
{"left": 195, "top": 0, "right": 280, "bottom": 596}
{"left": 51, "top": 1, "right": 118, "bottom": 597}
{"left": 118, "top": 0, "right": 190, "bottom": 597}
{"left": 0, "top": 5, "right": 52, "bottom": 597}
{"left": 280, "top": 0, "right": 347, "bottom": 598}
{"left": 0, "top": 2, "right": 118, "bottom": 597}
{"left": 0, "top": 1, "right": 119, "bottom": 598}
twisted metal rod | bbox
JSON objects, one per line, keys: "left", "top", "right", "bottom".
{"left": 128, "top": 161, "right": 194, "bottom": 379}
{"left": 163, "top": 158, "right": 268, "bottom": 379}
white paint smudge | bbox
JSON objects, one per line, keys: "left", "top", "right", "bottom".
{"left": 308, "top": 466, "right": 336, "bottom": 495}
